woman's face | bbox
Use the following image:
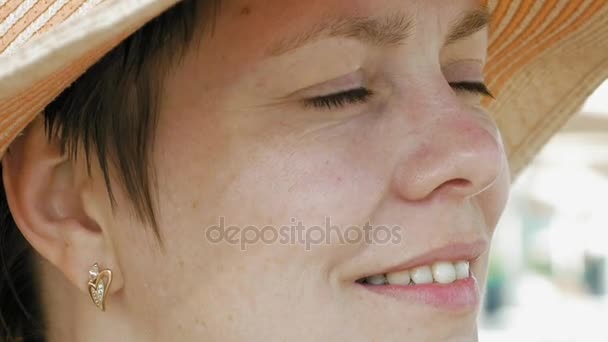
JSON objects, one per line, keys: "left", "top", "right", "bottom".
{"left": 103, "top": 0, "right": 510, "bottom": 340}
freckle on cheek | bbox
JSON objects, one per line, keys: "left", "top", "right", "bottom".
{"left": 195, "top": 318, "right": 207, "bottom": 329}
{"left": 240, "top": 6, "right": 251, "bottom": 15}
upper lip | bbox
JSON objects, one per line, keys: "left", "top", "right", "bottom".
{"left": 360, "top": 239, "right": 488, "bottom": 278}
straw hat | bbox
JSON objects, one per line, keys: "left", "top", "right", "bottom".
{"left": 0, "top": 0, "right": 607, "bottom": 179}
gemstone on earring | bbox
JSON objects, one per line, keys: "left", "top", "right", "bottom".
{"left": 89, "top": 263, "right": 100, "bottom": 281}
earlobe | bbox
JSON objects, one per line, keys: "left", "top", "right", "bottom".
{"left": 1, "top": 116, "right": 122, "bottom": 295}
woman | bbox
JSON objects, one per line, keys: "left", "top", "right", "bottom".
{"left": 0, "top": 0, "right": 606, "bottom": 341}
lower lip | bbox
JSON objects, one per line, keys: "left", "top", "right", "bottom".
{"left": 357, "top": 277, "right": 480, "bottom": 311}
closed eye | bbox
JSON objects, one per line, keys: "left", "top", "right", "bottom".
{"left": 449, "top": 81, "right": 494, "bottom": 98}
{"left": 303, "top": 81, "right": 493, "bottom": 111}
{"left": 303, "top": 88, "right": 373, "bottom": 110}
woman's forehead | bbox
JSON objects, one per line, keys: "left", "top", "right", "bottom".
{"left": 208, "top": 0, "right": 482, "bottom": 48}
{"left": 182, "top": 0, "right": 486, "bottom": 85}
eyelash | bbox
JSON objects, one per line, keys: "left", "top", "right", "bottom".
{"left": 303, "top": 82, "right": 493, "bottom": 110}
{"left": 303, "top": 88, "right": 373, "bottom": 110}
{"left": 449, "top": 82, "right": 495, "bottom": 98}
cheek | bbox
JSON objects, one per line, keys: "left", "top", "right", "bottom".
{"left": 477, "top": 152, "right": 511, "bottom": 233}
{"left": 149, "top": 113, "right": 396, "bottom": 283}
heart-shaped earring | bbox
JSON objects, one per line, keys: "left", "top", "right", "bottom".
{"left": 87, "top": 263, "right": 113, "bottom": 312}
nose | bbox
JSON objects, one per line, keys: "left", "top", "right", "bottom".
{"left": 389, "top": 95, "right": 505, "bottom": 202}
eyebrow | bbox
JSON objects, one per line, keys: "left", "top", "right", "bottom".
{"left": 267, "top": 13, "right": 413, "bottom": 56}
{"left": 267, "top": 7, "right": 490, "bottom": 57}
{"left": 445, "top": 7, "right": 491, "bottom": 45}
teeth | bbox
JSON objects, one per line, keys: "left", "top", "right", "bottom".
{"left": 410, "top": 265, "right": 433, "bottom": 284}
{"left": 361, "top": 260, "right": 471, "bottom": 285}
{"left": 366, "top": 274, "right": 387, "bottom": 285}
{"left": 431, "top": 262, "right": 456, "bottom": 284}
{"left": 454, "top": 261, "right": 470, "bottom": 280}
{"left": 386, "top": 270, "right": 411, "bottom": 285}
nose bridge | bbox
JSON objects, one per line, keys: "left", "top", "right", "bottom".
{"left": 387, "top": 88, "right": 505, "bottom": 202}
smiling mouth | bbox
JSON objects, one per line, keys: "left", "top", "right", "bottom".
{"left": 353, "top": 241, "right": 486, "bottom": 311}
{"left": 356, "top": 259, "right": 471, "bottom": 286}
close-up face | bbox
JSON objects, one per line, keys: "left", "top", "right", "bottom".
{"left": 4, "top": 0, "right": 608, "bottom": 341}
{"left": 2, "top": 0, "right": 511, "bottom": 341}
{"left": 86, "top": 0, "right": 509, "bottom": 341}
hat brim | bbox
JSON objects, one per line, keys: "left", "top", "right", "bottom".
{"left": 483, "top": 0, "right": 608, "bottom": 177}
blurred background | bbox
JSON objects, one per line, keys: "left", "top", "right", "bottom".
{"left": 479, "top": 79, "right": 608, "bottom": 342}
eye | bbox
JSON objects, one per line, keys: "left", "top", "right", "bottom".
{"left": 449, "top": 81, "right": 494, "bottom": 98}
{"left": 303, "top": 88, "right": 374, "bottom": 110}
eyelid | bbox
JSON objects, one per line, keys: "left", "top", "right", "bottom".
{"left": 442, "top": 59, "right": 485, "bottom": 83}
{"left": 285, "top": 70, "right": 366, "bottom": 100}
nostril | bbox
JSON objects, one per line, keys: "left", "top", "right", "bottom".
{"left": 435, "top": 178, "right": 472, "bottom": 194}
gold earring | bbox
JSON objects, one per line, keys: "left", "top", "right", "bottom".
{"left": 87, "top": 263, "right": 113, "bottom": 311}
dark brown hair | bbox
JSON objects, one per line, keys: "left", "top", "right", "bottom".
{"left": 0, "top": 1, "right": 219, "bottom": 340}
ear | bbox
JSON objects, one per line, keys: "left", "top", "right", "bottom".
{"left": 1, "top": 116, "right": 123, "bottom": 295}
